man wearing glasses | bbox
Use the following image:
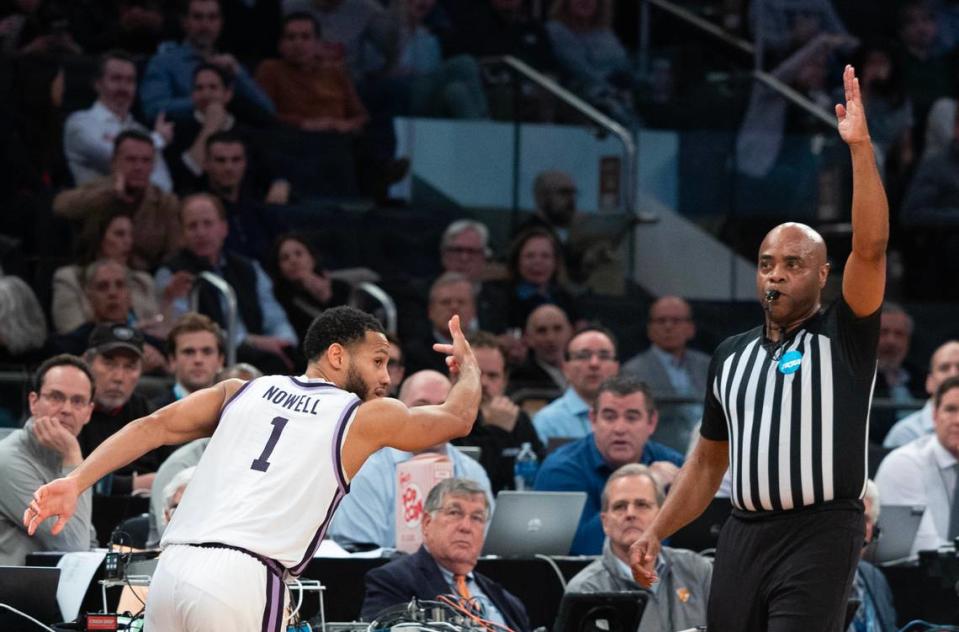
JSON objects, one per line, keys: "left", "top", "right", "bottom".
{"left": 535, "top": 375, "right": 684, "bottom": 555}
{"left": 0, "top": 355, "right": 97, "bottom": 564}
{"left": 532, "top": 327, "right": 621, "bottom": 444}
{"left": 361, "top": 477, "right": 530, "bottom": 632}
{"left": 566, "top": 464, "right": 712, "bottom": 632}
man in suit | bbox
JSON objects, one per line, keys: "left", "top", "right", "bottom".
{"left": 621, "top": 296, "right": 710, "bottom": 452}
{"left": 361, "top": 477, "right": 530, "bottom": 632}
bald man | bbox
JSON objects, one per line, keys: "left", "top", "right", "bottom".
{"left": 327, "top": 370, "right": 493, "bottom": 549}
{"left": 884, "top": 340, "right": 959, "bottom": 448}
{"left": 631, "top": 66, "right": 889, "bottom": 632}
{"left": 509, "top": 304, "right": 573, "bottom": 395}
{"left": 622, "top": 296, "right": 711, "bottom": 452}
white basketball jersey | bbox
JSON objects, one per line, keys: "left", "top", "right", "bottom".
{"left": 161, "top": 375, "right": 360, "bottom": 574}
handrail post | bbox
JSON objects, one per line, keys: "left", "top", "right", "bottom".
{"left": 482, "top": 56, "right": 642, "bottom": 218}
{"left": 350, "top": 282, "right": 398, "bottom": 335}
{"left": 190, "top": 271, "right": 238, "bottom": 366}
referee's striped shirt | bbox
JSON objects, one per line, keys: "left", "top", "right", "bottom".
{"left": 700, "top": 298, "right": 881, "bottom": 514}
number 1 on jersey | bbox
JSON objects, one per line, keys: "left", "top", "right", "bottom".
{"left": 251, "top": 416, "right": 289, "bottom": 472}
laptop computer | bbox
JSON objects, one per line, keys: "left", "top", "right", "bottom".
{"left": 553, "top": 591, "right": 648, "bottom": 632}
{"left": 0, "top": 566, "right": 62, "bottom": 627}
{"left": 668, "top": 497, "right": 733, "bottom": 552}
{"left": 863, "top": 504, "right": 925, "bottom": 564}
{"left": 482, "top": 491, "right": 587, "bottom": 557}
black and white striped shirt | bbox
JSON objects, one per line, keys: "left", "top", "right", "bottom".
{"left": 700, "top": 299, "right": 880, "bottom": 514}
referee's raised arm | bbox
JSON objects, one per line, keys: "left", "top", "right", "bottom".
{"left": 837, "top": 64, "right": 889, "bottom": 318}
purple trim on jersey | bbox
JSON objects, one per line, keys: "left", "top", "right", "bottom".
{"left": 289, "top": 486, "right": 346, "bottom": 576}
{"left": 288, "top": 396, "right": 359, "bottom": 575}
{"left": 261, "top": 570, "right": 284, "bottom": 632}
{"left": 288, "top": 376, "right": 338, "bottom": 389}
{"left": 215, "top": 378, "right": 256, "bottom": 427}
{"left": 332, "top": 397, "right": 361, "bottom": 493}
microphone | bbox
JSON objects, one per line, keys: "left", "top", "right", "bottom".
{"left": 765, "top": 290, "right": 781, "bottom": 302}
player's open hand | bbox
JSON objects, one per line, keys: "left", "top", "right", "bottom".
{"left": 432, "top": 315, "right": 477, "bottom": 377}
{"left": 836, "top": 65, "right": 870, "bottom": 147}
{"left": 23, "top": 477, "right": 80, "bottom": 536}
{"left": 629, "top": 531, "right": 661, "bottom": 588}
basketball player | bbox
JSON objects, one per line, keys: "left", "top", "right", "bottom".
{"left": 24, "top": 306, "right": 482, "bottom": 631}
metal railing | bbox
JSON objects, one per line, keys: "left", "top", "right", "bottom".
{"left": 480, "top": 55, "right": 640, "bottom": 216}
{"left": 190, "top": 271, "right": 238, "bottom": 366}
{"left": 349, "top": 281, "right": 398, "bottom": 335}
{"left": 638, "top": 0, "right": 836, "bottom": 130}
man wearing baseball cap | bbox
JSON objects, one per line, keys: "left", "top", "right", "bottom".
{"left": 78, "top": 324, "right": 173, "bottom": 495}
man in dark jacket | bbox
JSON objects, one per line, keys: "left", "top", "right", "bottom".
{"left": 361, "top": 478, "right": 530, "bottom": 632}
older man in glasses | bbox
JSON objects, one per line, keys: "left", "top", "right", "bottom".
{"left": 360, "top": 477, "right": 530, "bottom": 632}
{"left": 0, "top": 355, "right": 98, "bottom": 565}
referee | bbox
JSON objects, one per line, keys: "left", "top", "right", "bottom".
{"left": 630, "top": 65, "right": 888, "bottom": 631}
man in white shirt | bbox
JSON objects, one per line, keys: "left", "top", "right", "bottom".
{"left": 64, "top": 50, "right": 173, "bottom": 191}
{"left": 875, "top": 374, "right": 959, "bottom": 555}
{"left": 884, "top": 340, "right": 959, "bottom": 448}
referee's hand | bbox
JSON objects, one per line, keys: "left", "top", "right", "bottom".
{"left": 629, "top": 531, "right": 660, "bottom": 588}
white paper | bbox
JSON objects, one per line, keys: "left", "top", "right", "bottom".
{"left": 313, "top": 538, "right": 350, "bottom": 558}
{"left": 56, "top": 551, "right": 106, "bottom": 621}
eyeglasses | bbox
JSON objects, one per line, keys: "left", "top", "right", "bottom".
{"left": 437, "top": 505, "right": 488, "bottom": 526}
{"left": 39, "top": 390, "right": 91, "bottom": 409}
{"left": 567, "top": 350, "right": 617, "bottom": 362}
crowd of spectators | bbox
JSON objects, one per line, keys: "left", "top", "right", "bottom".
{"left": 0, "top": 1, "right": 956, "bottom": 630}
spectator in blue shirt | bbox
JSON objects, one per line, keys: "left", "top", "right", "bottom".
{"left": 534, "top": 374, "right": 684, "bottom": 554}
{"left": 140, "top": 0, "right": 275, "bottom": 124}
{"left": 532, "top": 326, "right": 620, "bottom": 444}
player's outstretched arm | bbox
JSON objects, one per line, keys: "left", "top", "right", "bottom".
{"left": 629, "top": 436, "right": 728, "bottom": 587}
{"left": 23, "top": 380, "right": 243, "bottom": 536}
{"left": 344, "top": 315, "right": 481, "bottom": 475}
{"left": 837, "top": 64, "right": 888, "bottom": 317}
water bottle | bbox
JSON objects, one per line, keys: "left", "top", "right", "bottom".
{"left": 513, "top": 442, "right": 538, "bottom": 491}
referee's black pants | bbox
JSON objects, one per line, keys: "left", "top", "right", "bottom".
{"left": 706, "top": 500, "right": 865, "bottom": 632}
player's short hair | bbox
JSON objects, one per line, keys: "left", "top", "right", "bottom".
{"left": 302, "top": 306, "right": 386, "bottom": 362}
{"left": 593, "top": 374, "right": 656, "bottom": 413}
{"left": 424, "top": 477, "right": 489, "bottom": 518}
{"left": 600, "top": 463, "right": 664, "bottom": 511}
{"left": 33, "top": 354, "right": 96, "bottom": 401}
